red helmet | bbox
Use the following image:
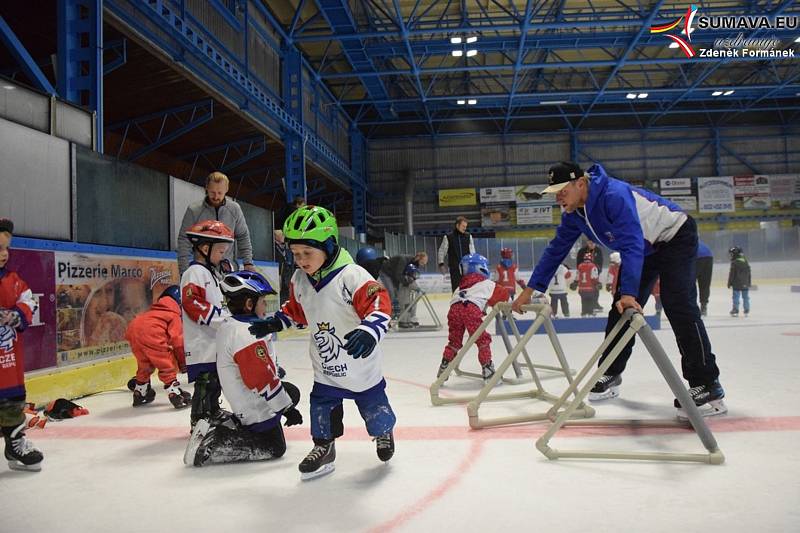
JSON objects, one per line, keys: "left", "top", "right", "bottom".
{"left": 185, "top": 220, "right": 234, "bottom": 246}
{"left": 500, "top": 247, "right": 513, "bottom": 259}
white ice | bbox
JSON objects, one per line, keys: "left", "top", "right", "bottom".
{"left": 2, "top": 284, "right": 799, "bottom": 533}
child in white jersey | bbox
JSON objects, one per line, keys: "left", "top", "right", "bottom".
{"left": 184, "top": 271, "right": 302, "bottom": 466}
{"left": 180, "top": 220, "right": 233, "bottom": 427}
{"left": 249, "top": 206, "right": 395, "bottom": 480}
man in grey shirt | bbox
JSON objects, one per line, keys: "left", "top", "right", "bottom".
{"left": 177, "top": 171, "right": 256, "bottom": 274}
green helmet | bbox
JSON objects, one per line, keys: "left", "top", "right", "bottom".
{"left": 283, "top": 205, "right": 338, "bottom": 243}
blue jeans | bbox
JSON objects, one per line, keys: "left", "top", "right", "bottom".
{"left": 732, "top": 289, "right": 750, "bottom": 313}
{"left": 600, "top": 217, "right": 720, "bottom": 387}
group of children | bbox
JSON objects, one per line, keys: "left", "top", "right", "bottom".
{"left": 1, "top": 200, "right": 754, "bottom": 476}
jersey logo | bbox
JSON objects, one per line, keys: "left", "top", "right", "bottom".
{"left": 313, "top": 322, "right": 344, "bottom": 364}
{"left": 0, "top": 326, "right": 17, "bottom": 352}
{"left": 255, "top": 344, "right": 267, "bottom": 361}
{"left": 365, "top": 282, "right": 383, "bottom": 298}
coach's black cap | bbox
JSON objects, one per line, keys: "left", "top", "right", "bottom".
{"left": 541, "top": 161, "right": 583, "bottom": 194}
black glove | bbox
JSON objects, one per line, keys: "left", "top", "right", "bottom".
{"left": 343, "top": 329, "right": 377, "bottom": 359}
{"left": 248, "top": 316, "right": 283, "bottom": 338}
{"left": 283, "top": 407, "right": 303, "bottom": 427}
{"left": 569, "top": 281, "right": 578, "bottom": 291}
{"left": 277, "top": 365, "right": 286, "bottom": 379}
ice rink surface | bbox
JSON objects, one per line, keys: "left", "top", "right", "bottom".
{"left": 2, "top": 285, "right": 799, "bottom": 533}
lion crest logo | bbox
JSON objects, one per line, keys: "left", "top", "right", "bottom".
{"left": 255, "top": 344, "right": 267, "bottom": 362}
{"left": 313, "top": 322, "right": 344, "bottom": 364}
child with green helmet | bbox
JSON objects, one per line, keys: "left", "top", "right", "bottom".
{"left": 249, "top": 205, "right": 397, "bottom": 480}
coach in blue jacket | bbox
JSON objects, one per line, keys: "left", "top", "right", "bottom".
{"left": 512, "top": 162, "right": 726, "bottom": 418}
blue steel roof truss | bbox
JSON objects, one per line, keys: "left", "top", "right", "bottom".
{"left": 269, "top": 0, "right": 800, "bottom": 136}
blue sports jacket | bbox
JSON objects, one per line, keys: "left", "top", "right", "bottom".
{"left": 528, "top": 164, "right": 688, "bottom": 297}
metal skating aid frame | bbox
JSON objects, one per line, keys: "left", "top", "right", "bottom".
{"left": 430, "top": 303, "right": 594, "bottom": 429}
{"left": 536, "top": 309, "right": 725, "bottom": 464}
{"left": 395, "top": 290, "right": 442, "bottom": 332}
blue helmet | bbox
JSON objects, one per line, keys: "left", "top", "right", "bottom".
{"left": 460, "top": 253, "right": 490, "bottom": 279}
{"left": 220, "top": 271, "right": 276, "bottom": 298}
{"left": 356, "top": 247, "right": 379, "bottom": 266}
{"left": 159, "top": 285, "right": 181, "bottom": 305}
{"left": 403, "top": 263, "right": 420, "bottom": 280}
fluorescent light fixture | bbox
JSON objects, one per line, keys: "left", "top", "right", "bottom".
{"left": 669, "top": 42, "right": 679, "bottom": 48}
{"left": 457, "top": 99, "right": 466, "bottom": 105}
{"left": 2, "top": 85, "right": 14, "bottom": 90}
{"left": 466, "top": 36, "right": 478, "bottom": 44}
{"left": 723, "top": 90, "right": 734, "bottom": 96}
{"left": 637, "top": 92, "right": 648, "bottom": 99}
{"left": 451, "top": 37, "right": 462, "bottom": 44}
{"left": 451, "top": 50, "right": 463, "bottom": 57}
{"left": 467, "top": 99, "right": 477, "bottom": 105}
{"left": 626, "top": 93, "right": 637, "bottom": 99}
{"left": 466, "top": 49, "right": 478, "bottom": 57}
{"left": 795, "top": 36, "right": 800, "bottom": 42}
{"left": 540, "top": 100, "right": 568, "bottom": 105}
{"left": 712, "top": 90, "right": 723, "bottom": 96}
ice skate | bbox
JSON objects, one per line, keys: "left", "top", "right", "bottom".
{"left": 4, "top": 423, "right": 43, "bottom": 472}
{"left": 436, "top": 357, "right": 451, "bottom": 380}
{"left": 481, "top": 361, "right": 496, "bottom": 382}
{"left": 588, "top": 374, "right": 621, "bottom": 401}
{"left": 299, "top": 440, "right": 335, "bottom": 480}
{"left": 675, "top": 380, "right": 727, "bottom": 420}
{"left": 132, "top": 382, "right": 155, "bottom": 407}
{"left": 166, "top": 381, "right": 192, "bottom": 409}
{"left": 184, "top": 418, "right": 211, "bottom": 466}
{"left": 374, "top": 432, "right": 394, "bottom": 462}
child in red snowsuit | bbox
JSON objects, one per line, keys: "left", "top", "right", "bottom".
{"left": 125, "top": 286, "right": 192, "bottom": 409}
{"left": 438, "top": 254, "right": 509, "bottom": 382}
{"left": 0, "top": 218, "right": 43, "bottom": 471}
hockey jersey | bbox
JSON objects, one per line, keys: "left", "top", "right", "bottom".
{"left": 216, "top": 317, "right": 291, "bottom": 429}
{"left": 0, "top": 269, "right": 36, "bottom": 399}
{"left": 495, "top": 263, "right": 519, "bottom": 294}
{"left": 181, "top": 262, "right": 229, "bottom": 381}
{"left": 276, "top": 250, "right": 392, "bottom": 396}
{"left": 577, "top": 262, "right": 599, "bottom": 293}
{"left": 547, "top": 264, "right": 571, "bottom": 295}
{"left": 449, "top": 273, "right": 509, "bottom": 311}
{"left": 606, "top": 262, "right": 620, "bottom": 293}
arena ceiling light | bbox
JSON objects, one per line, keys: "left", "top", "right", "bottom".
{"left": 466, "top": 49, "right": 478, "bottom": 57}
{"left": 466, "top": 36, "right": 478, "bottom": 43}
{"left": 452, "top": 50, "right": 463, "bottom": 57}
{"left": 467, "top": 99, "right": 477, "bottom": 105}
{"left": 457, "top": 99, "right": 466, "bottom": 105}
{"left": 723, "top": 90, "right": 734, "bottom": 96}
{"left": 712, "top": 90, "right": 723, "bottom": 96}
{"left": 451, "top": 37, "right": 462, "bottom": 44}
{"left": 626, "top": 93, "right": 637, "bottom": 99}
{"left": 540, "top": 100, "right": 568, "bottom": 105}
{"left": 637, "top": 93, "right": 649, "bottom": 99}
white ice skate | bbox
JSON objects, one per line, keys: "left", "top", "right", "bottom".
{"left": 184, "top": 419, "right": 211, "bottom": 466}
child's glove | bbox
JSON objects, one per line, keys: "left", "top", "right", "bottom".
{"left": 605, "top": 283, "right": 612, "bottom": 292}
{"left": 248, "top": 316, "right": 283, "bottom": 338}
{"left": 0, "top": 309, "right": 21, "bottom": 328}
{"left": 43, "top": 398, "right": 89, "bottom": 420}
{"left": 569, "top": 281, "right": 578, "bottom": 291}
{"left": 343, "top": 329, "right": 377, "bottom": 359}
{"left": 283, "top": 407, "right": 303, "bottom": 427}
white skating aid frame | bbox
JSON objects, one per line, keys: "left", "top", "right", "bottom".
{"left": 536, "top": 309, "right": 725, "bottom": 464}
{"left": 429, "top": 302, "right": 594, "bottom": 429}
{"left": 394, "top": 289, "right": 442, "bottom": 332}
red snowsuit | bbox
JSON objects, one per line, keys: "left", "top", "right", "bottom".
{"left": 0, "top": 270, "right": 36, "bottom": 400}
{"left": 125, "top": 297, "right": 185, "bottom": 386}
{"left": 443, "top": 273, "right": 509, "bottom": 365}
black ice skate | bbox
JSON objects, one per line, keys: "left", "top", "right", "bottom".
{"left": 374, "top": 432, "right": 394, "bottom": 462}
{"left": 165, "top": 381, "right": 192, "bottom": 409}
{"left": 184, "top": 418, "right": 211, "bottom": 466}
{"left": 132, "top": 382, "right": 156, "bottom": 407}
{"left": 3, "top": 423, "right": 43, "bottom": 472}
{"left": 729, "top": 309, "right": 739, "bottom": 317}
{"left": 299, "top": 440, "right": 335, "bottom": 480}
{"left": 436, "top": 357, "right": 451, "bottom": 380}
{"left": 674, "top": 380, "right": 727, "bottom": 420}
{"left": 588, "top": 374, "right": 622, "bottom": 401}
{"left": 481, "top": 361, "right": 496, "bottom": 382}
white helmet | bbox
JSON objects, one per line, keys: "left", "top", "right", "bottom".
{"left": 610, "top": 252, "right": 621, "bottom": 263}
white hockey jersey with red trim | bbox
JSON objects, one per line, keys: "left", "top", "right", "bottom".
{"left": 180, "top": 262, "right": 229, "bottom": 378}
{"left": 216, "top": 318, "right": 291, "bottom": 427}
{"left": 449, "top": 276, "right": 508, "bottom": 312}
{"left": 279, "top": 264, "right": 392, "bottom": 393}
